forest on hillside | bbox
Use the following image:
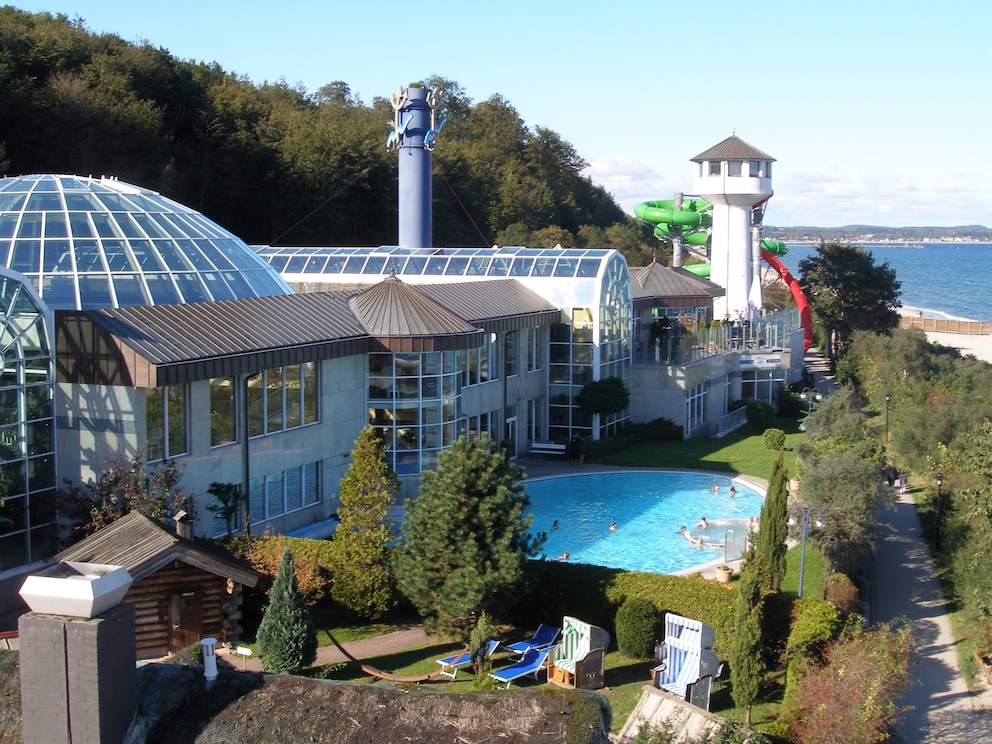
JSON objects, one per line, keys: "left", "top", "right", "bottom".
{"left": 0, "top": 7, "right": 659, "bottom": 260}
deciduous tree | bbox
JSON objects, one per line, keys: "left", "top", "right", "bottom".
{"left": 798, "top": 241, "right": 901, "bottom": 359}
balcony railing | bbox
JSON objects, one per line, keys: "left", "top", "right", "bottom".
{"left": 633, "top": 308, "right": 800, "bottom": 367}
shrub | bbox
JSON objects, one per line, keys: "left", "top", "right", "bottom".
{"left": 746, "top": 400, "right": 775, "bottom": 432}
{"left": 228, "top": 534, "right": 337, "bottom": 603}
{"left": 615, "top": 597, "right": 661, "bottom": 658}
{"left": 825, "top": 573, "right": 860, "bottom": 616}
{"left": 762, "top": 428, "right": 786, "bottom": 451}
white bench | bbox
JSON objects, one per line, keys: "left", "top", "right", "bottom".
{"left": 529, "top": 441, "right": 567, "bottom": 458}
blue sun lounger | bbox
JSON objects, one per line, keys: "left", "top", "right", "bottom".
{"left": 505, "top": 624, "right": 560, "bottom": 659}
{"left": 436, "top": 639, "right": 499, "bottom": 679}
{"left": 489, "top": 646, "right": 556, "bottom": 689}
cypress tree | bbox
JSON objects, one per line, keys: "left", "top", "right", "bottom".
{"left": 730, "top": 565, "right": 766, "bottom": 725}
{"left": 256, "top": 546, "right": 317, "bottom": 673}
{"left": 392, "top": 435, "right": 544, "bottom": 635}
{"left": 330, "top": 425, "right": 398, "bottom": 619}
{"left": 756, "top": 451, "right": 789, "bottom": 591}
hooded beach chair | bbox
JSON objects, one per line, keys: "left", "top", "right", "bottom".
{"left": 489, "top": 645, "right": 556, "bottom": 688}
{"left": 435, "top": 639, "right": 499, "bottom": 680}
{"left": 505, "top": 623, "right": 560, "bottom": 658}
{"left": 547, "top": 615, "right": 611, "bottom": 689}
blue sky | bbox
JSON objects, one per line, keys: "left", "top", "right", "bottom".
{"left": 11, "top": 0, "right": 992, "bottom": 228}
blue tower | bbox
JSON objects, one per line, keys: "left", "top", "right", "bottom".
{"left": 387, "top": 87, "right": 445, "bottom": 249}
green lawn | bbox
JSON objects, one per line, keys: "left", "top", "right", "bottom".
{"left": 596, "top": 415, "right": 804, "bottom": 482}
{"left": 292, "top": 417, "right": 826, "bottom": 734}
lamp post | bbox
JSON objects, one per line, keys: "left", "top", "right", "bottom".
{"left": 799, "top": 387, "right": 822, "bottom": 432}
{"left": 885, "top": 391, "right": 892, "bottom": 447}
{"left": 789, "top": 505, "right": 823, "bottom": 598}
{"left": 935, "top": 472, "right": 944, "bottom": 551}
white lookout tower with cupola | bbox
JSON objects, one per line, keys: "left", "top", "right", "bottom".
{"left": 691, "top": 135, "right": 775, "bottom": 319}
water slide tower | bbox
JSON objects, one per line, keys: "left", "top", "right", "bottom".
{"left": 691, "top": 136, "right": 775, "bottom": 319}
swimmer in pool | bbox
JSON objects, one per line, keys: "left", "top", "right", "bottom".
{"left": 678, "top": 525, "right": 703, "bottom": 548}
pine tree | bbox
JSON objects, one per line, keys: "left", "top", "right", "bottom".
{"left": 756, "top": 451, "right": 789, "bottom": 591}
{"left": 330, "top": 425, "right": 398, "bottom": 619}
{"left": 256, "top": 546, "right": 317, "bottom": 673}
{"left": 392, "top": 435, "right": 544, "bottom": 635}
{"left": 730, "top": 565, "right": 766, "bottom": 725}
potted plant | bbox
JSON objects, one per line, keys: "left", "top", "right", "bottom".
{"left": 714, "top": 565, "right": 733, "bottom": 583}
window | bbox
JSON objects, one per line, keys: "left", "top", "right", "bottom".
{"left": 245, "top": 461, "right": 321, "bottom": 528}
{"left": 728, "top": 161, "right": 742, "bottom": 177}
{"left": 248, "top": 363, "right": 317, "bottom": 437}
{"left": 209, "top": 377, "right": 235, "bottom": 446}
{"left": 146, "top": 384, "right": 187, "bottom": 461}
{"left": 504, "top": 330, "right": 518, "bottom": 377}
{"left": 686, "top": 382, "right": 708, "bottom": 434}
{"left": 526, "top": 327, "right": 543, "bottom": 372}
{"left": 708, "top": 161, "right": 721, "bottom": 176}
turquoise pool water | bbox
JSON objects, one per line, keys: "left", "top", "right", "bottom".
{"left": 525, "top": 471, "right": 764, "bottom": 574}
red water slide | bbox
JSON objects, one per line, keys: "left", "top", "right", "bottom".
{"left": 761, "top": 249, "right": 813, "bottom": 350}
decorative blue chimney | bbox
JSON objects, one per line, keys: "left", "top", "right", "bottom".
{"left": 387, "top": 87, "right": 445, "bottom": 249}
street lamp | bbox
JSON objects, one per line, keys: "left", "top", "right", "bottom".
{"left": 935, "top": 472, "right": 944, "bottom": 551}
{"left": 799, "top": 387, "right": 822, "bottom": 432}
{"left": 789, "top": 505, "right": 823, "bottom": 598}
{"left": 885, "top": 391, "right": 892, "bottom": 447}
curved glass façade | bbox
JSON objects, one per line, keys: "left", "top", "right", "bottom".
{"left": 0, "top": 270, "right": 56, "bottom": 573}
{"left": 0, "top": 175, "right": 293, "bottom": 310}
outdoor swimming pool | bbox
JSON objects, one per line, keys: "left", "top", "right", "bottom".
{"left": 525, "top": 471, "right": 764, "bottom": 574}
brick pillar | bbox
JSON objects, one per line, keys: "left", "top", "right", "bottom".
{"left": 19, "top": 603, "right": 137, "bottom": 744}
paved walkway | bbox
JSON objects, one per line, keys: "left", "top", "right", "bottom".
{"left": 219, "top": 626, "right": 435, "bottom": 673}
{"left": 808, "top": 346, "right": 991, "bottom": 739}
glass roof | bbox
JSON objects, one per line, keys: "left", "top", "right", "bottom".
{"left": 255, "top": 245, "right": 611, "bottom": 281}
{"left": 0, "top": 175, "right": 293, "bottom": 310}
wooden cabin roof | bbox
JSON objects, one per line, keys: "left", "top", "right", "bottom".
{"left": 57, "top": 512, "right": 260, "bottom": 587}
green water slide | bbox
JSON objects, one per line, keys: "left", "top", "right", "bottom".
{"left": 634, "top": 199, "right": 712, "bottom": 246}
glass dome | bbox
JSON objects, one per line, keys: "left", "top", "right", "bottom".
{"left": 0, "top": 175, "right": 293, "bottom": 310}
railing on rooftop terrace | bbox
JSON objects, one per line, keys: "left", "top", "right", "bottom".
{"left": 633, "top": 308, "right": 801, "bottom": 367}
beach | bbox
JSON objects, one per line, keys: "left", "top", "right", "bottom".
{"left": 897, "top": 310, "right": 992, "bottom": 364}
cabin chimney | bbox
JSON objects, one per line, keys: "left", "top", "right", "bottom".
{"left": 173, "top": 509, "right": 193, "bottom": 540}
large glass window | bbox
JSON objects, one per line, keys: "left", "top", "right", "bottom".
{"left": 686, "top": 382, "right": 708, "bottom": 434}
{"left": 369, "top": 350, "right": 462, "bottom": 474}
{"left": 245, "top": 461, "right": 321, "bottom": 530}
{"left": 209, "top": 377, "right": 235, "bottom": 446}
{"left": 0, "top": 272, "right": 56, "bottom": 573}
{"left": 146, "top": 384, "right": 187, "bottom": 461}
{"left": 248, "top": 363, "right": 317, "bottom": 437}
{"left": 504, "top": 330, "right": 518, "bottom": 377}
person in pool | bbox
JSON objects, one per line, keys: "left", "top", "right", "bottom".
{"left": 696, "top": 516, "right": 708, "bottom": 530}
{"left": 728, "top": 485, "right": 737, "bottom": 496}
{"left": 679, "top": 525, "right": 703, "bottom": 548}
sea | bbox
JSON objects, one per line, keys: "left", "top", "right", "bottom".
{"left": 774, "top": 242, "right": 992, "bottom": 322}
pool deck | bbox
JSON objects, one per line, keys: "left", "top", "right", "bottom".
{"left": 517, "top": 458, "right": 764, "bottom": 580}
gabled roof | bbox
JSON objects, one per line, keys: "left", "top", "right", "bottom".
{"left": 691, "top": 135, "right": 775, "bottom": 163}
{"left": 629, "top": 262, "right": 725, "bottom": 310}
{"left": 56, "top": 512, "right": 260, "bottom": 587}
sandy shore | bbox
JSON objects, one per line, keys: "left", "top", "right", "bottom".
{"left": 898, "top": 310, "right": 992, "bottom": 363}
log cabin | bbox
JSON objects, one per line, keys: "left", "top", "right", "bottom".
{"left": 57, "top": 512, "right": 260, "bottom": 658}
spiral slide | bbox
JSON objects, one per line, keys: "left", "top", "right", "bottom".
{"left": 634, "top": 199, "right": 712, "bottom": 246}
{"left": 635, "top": 199, "right": 813, "bottom": 350}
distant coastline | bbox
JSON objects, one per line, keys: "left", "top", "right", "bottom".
{"left": 765, "top": 225, "right": 992, "bottom": 243}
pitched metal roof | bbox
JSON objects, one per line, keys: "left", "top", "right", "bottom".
{"left": 628, "top": 262, "right": 724, "bottom": 310}
{"left": 691, "top": 135, "right": 775, "bottom": 163}
{"left": 415, "top": 279, "right": 562, "bottom": 331}
{"left": 348, "top": 274, "right": 485, "bottom": 352}
{"left": 57, "top": 511, "right": 260, "bottom": 586}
